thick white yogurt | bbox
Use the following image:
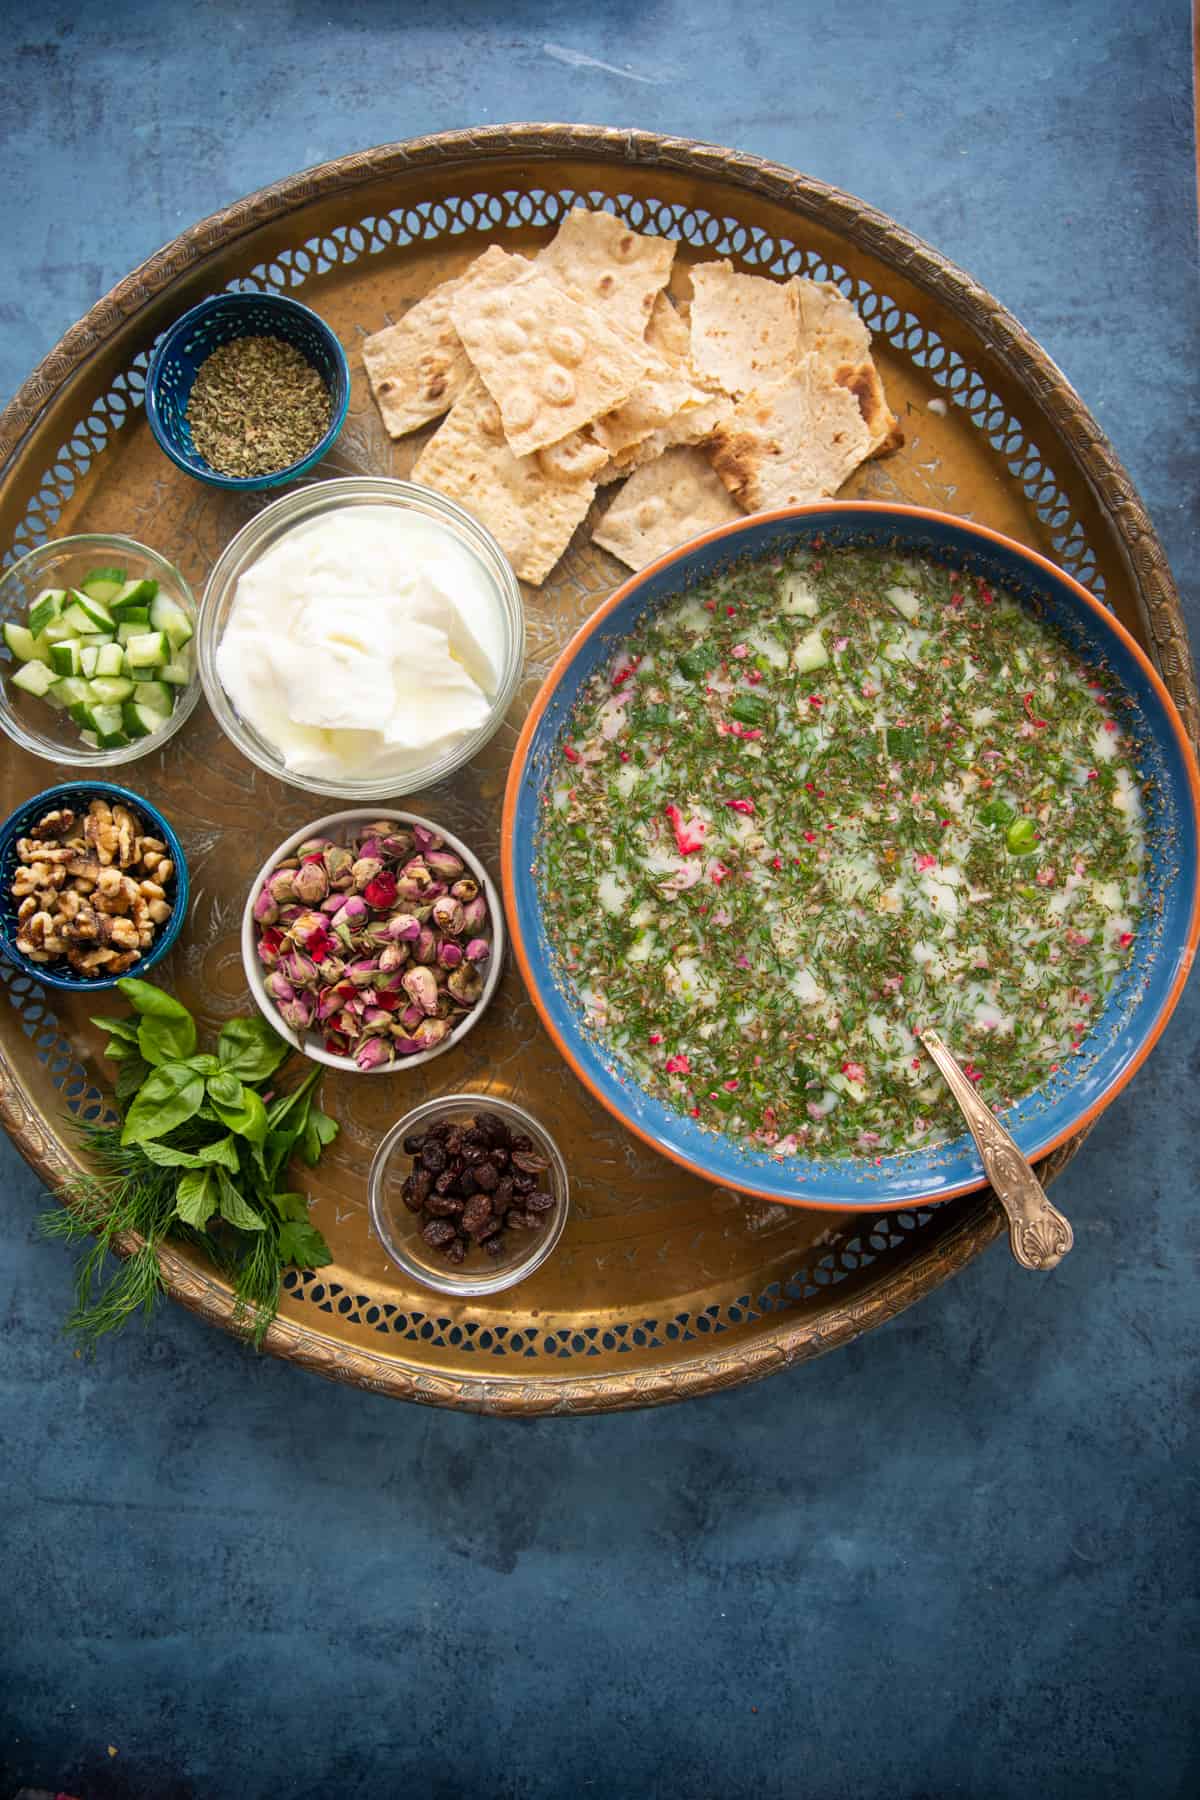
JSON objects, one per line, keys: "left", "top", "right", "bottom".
{"left": 215, "top": 504, "right": 506, "bottom": 780}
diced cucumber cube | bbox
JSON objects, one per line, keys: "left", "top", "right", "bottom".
{"left": 51, "top": 676, "right": 89, "bottom": 709}
{"left": 89, "top": 703, "right": 128, "bottom": 748}
{"left": 3, "top": 621, "right": 50, "bottom": 664}
{"left": 49, "top": 639, "right": 83, "bottom": 677}
{"left": 89, "top": 675, "right": 135, "bottom": 705}
{"left": 95, "top": 643, "right": 125, "bottom": 677}
{"left": 80, "top": 647, "right": 100, "bottom": 677}
{"left": 66, "top": 587, "right": 116, "bottom": 632}
{"left": 10, "top": 660, "right": 56, "bottom": 698}
{"left": 110, "top": 577, "right": 158, "bottom": 616}
{"left": 116, "top": 621, "right": 140, "bottom": 646}
{"left": 792, "top": 630, "right": 829, "bottom": 674}
{"left": 125, "top": 631, "right": 168, "bottom": 669}
{"left": 161, "top": 660, "right": 190, "bottom": 686}
{"left": 79, "top": 730, "right": 99, "bottom": 749}
{"left": 122, "top": 700, "right": 169, "bottom": 739}
{"left": 110, "top": 606, "right": 148, "bottom": 628}
{"left": 68, "top": 702, "right": 91, "bottom": 727}
{"left": 80, "top": 567, "right": 128, "bottom": 606}
{"left": 41, "top": 619, "right": 74, "bottom": 644}
{"left": 133, "top": 679, "right": 172, "bottom": 714}
{"left": 28, "top": 588, "right": 66, "bottom": 638}
{"left": 78, "top": 632, "right": 115, "bottom": 650}
{"left": 61, "top": 601, "right": 96, "bottom": 634}
{"left": 149, "top": 595, "right": 193, "bottom": 651}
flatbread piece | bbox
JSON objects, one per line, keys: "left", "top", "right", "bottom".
{"left": 688, "top": 261, "right": 801, "bottom": 397}
{"left": 593, "top": 446, "right": 743, "bottom": 571}
{"left": 708, "top": 356, "right": 874, "bottom": 511}
{"left": 412, "top": 376, "right": 596, "bottom": 585}
{"left": 537, "top": 208, "right": 676, "bottom": 337}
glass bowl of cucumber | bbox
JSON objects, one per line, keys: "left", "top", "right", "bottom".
{"left": 0, "top": 534, "right": 200, "bottom": 767}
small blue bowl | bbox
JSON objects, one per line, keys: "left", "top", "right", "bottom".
{"left": 144, "top": 292, "right": 350, "bottom": 491}
{"left": 503, "top": 503, "right": 1200, "bottom": 1212}
{"left": 0, "top": 782, "right": 190, "bottom": 991}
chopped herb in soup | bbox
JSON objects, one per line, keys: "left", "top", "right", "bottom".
{"left": 537, "top": 544, "right": 1146, "bottom": 1158}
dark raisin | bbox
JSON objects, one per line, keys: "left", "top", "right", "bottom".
{"left": 510, "top": 1134, "right": 534, "bottom": 1153}
{"left": 461, "top": 1194, "right": 495, "bottom": 1239}
{"left": 425, "top": 1192, "right": 464, "bottom": 1217}
{"left": 476, "top": 1214, "right": 502, "bottom": 1241}
{"left": 434, "top": 1167, "right": 460, "bottom": 1196}
{"left": 484, "top": 1235, "right": 505, "bottom": 1257}
{"left": 443, "top": 1236, "right": 467, "bottom": 1264}
{"left": 424, "top": 1120, "right": 453, "bottom": 1142}
{"left": 463, "top": 1126, "right": 491, "bottom": 1151}
{"left": 511, "top": 1172, "right": 536, "bottom": 1196}
{"left": 458, "top": 1167, "right": 478, "bottom": 1197}
{"left": 473, "top": 1110, "right": 511, "bottom": 1145}
{"left": 402, "top": 1134, "right": 426, "bottom": 1156}
{"left": 525, "top": 1189, "right": 555, "bottom": 1213}
{"left": 505, "top": 1208, "right": 535, "bottom": 1231}
{"left": 400, "top": 1173, "right": 426, "bottom": 1213}
{"left": 494, "top": 1177, "right": 514, "bottom": 1209}
{"left": 489, "top": 1146, "right": 510, "bottom": 1172}
{"left": 473, "top": 1161, "right": 499, "bottom": 1192}
{"left": 421, "top": 1218, "right": 457, "bottom": 1248}
{"left": 461, "top": 1142, "right": 489, "bottom": 1166}
{"left": 419, "top": 1141, "right": 447, "bottom": 1174}
{"left": 405, "top": 1167, "right": 433, "bottom": 1205}
{"left": 511, "top": 1150, "right": 549, "bottom": 1175}
{"left": 444, "top": 1127, "right": 466, "bottom": 1156}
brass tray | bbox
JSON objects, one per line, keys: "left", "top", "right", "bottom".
{"left": 1, "top": 126, "right": 1194, "bottom": 1414}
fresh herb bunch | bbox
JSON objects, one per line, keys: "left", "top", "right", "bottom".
{"left": 43, "top": 978, "right": 336, "bottom": 1349}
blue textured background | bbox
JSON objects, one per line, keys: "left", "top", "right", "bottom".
{"left": 1, "top": 4, "right": 1197, "bottom": 1797}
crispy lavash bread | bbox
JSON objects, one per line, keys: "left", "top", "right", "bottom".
{"left": 593, "top": 446, "right": 743, "bottom": 571}
{"left": 794, "top": 279, "right": 901, "bottom": 456}
{"left": 537, "top": 208, "right": 676, "bottom": 336}
{"left": 361, "top": 246, "right": 532, "bottom": 438}
{"left": 688, "top": 261, "right": 802, "bottom": 396}
{"left": 644, "top": 290, "right": 692, "bottom": 362}
{"left": 593, "top": 346, "right": 710, "bottom": 460}
{"left": 411, "top": 375, "right": 596, "bottom": 586}
{"left": 598, "top": 290, "right": 732, "bottom": 477}
{"left": 448, "top": 253, "right": 647, "bottom": 458}
{"left": 833, "top": 361, "right": 903, "bottom": 457}
{"left": 708, "top": 356, "right": 874, "bottom": 511}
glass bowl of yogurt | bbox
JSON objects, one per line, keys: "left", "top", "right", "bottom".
{"left": 197, "top": 478, "right": 524, "bottom": 798}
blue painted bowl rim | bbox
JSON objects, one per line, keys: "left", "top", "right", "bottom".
{"left": 0, "top": 781, "right": 190, "bottom": 990}
{"left": 502, "top": 502, "right": 1200, "bottom": 1212}
{"left": 144, "top": 292, "right": 350, "bottom": 492}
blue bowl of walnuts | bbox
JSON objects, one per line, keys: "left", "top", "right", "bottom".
{"left": 0, "top": 782, "right": 189, "bottom": 990}
{"left": 144, "top": 292, "right": 350, "bottom": 492}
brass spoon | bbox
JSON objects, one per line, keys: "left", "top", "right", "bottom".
{"left": 919, "top": 1028, "right": 1074, "bottom": 1271}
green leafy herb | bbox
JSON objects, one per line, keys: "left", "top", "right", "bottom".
{"left": 729, "top": 693, "right": 770, "bottom": 726}
{"left": 44, "top": 983, "right": 336, "bottom": 1351}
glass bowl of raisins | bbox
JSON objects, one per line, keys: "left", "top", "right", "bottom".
{"left": 368, "top": 1094, "right": 569, "bottom": 1296}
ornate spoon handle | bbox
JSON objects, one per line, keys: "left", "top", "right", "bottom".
{"left": 919, "top": 1029, "right": 1074, "bottom": 1271}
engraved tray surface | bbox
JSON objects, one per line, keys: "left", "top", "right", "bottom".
{"left": 1, "top": 126, "right": 1194, "bottom": 1413}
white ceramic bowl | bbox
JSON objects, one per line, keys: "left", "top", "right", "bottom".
{"left": 240, "top": 807, "right": 505, "bottom": 1074}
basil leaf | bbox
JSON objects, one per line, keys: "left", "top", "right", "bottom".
{"left": 208, "top": 1078, "right": 269, "bottom": 1149}
{"left": 729, "top": 692, "right": 769, "bottom": 725}
{"left": 206, "top": 1069, "right": 243, "bottom": 1110}
{"left": 300, "top": 1106, "right": 339, "bottom": 1167}
{"left": 217, "top": 1016, "right": 290, "bottom": 1082}
{"left": 277, "top": 1219, "right": 332, "bottom": 1269}
{"left": 174, "top": 1167, "right": 218, "bottom": 1228}
{"left": 114, "top": 1055, "right": 151, "bottom": 1104}
{"left": 101, "top": 1039, "right": 138, "bottom": 1063}
{"left": 141, "top": 1135, "right": 240, "bottom": 1173}
{"left": 137, "top": 1011, "right": 198, "bottom": 1067}
{"left": 216, "top": 1170, "right": 266, "bottom": 1233}
{"left": 270, "top": 1190, "right": 312, "bottom": 1223}
{"left": 91, "top": 1014, "right": 140, "bottom": 1045}
{"left": 116, "top": 979, "right": 195, "bottom": 1029}
{"left": 120, "top": 1061, "right": 206, "bottom": 1146}
{"left": 678, "top": 645, "right": 716, "bottom": 680}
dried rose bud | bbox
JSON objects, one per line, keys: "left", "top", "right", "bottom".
{"left": 447, "top": 964, "right": 484, "bottom": 1005}
{"left": 425, "top": 850, "right": 465, "bottom": 881}
{"left": 280, "top": 993, "right": 316, "bottom": 1032}
{"left": 364, "top": 871, "right": 398, "bottom": 911}
{"left": 391, "top": 1033, "right": 423, "bottom": 1056}
{"left": 256, "top": 928, "right": 284, "bottom": 969}
{"left": 319, "top": 954, "right": 346, "bottom": 983}
{"left": 465, "top": 937, "right": 491, "bottom": 965}
{"left": 400, "top": 1002, "right": 425, "bottom": 1031}
{"left": 413, "top": 1017, "right": 451, "bottom": 1051}
{"left": 266, "top": 868, "right": 299, "bottom": 905}
{"left": 450, "top": 877, "right": 479, "bottom": 903}
{"left": 297, "top": 837, "right": 333, "bottom": 858}
{"left": 413, "top": 926, "right": 437, "bottom": 965}
{"left": 378, "top": 828, "right": 415, "bottom": 860}
{"left": 325, "top": 1029, "right": 351, "bottom": 1057}
{"left": 355, "top": 836, "right": 385, "bottom": 862}
{"left": 331, "top": 896, "right": 369, "bottom": 935}
{"left": 294, "top": 861, "right": 330, "bottom": 904}
{"left": 335, "top": 1007, "right": 360, "bottom": 1038}
{"left": 347, "top": 956, "right": 380, "bottom": 989}
{"left": 402, "top": 965, "right": 439, "bottom": 1016}
{"left": 385, "top": 913, "right": 422, "bottom": 943}
{"left": 373, "top": 966, "right": 408, "bottom": 994}
{"left": 429, "top": 894, "right": 464, "bottom": 936}
{"left": 379, "top": 943, "right": 409, "bottom": 973}
{"left": 462, "top": 895, "right": 488, "bottom": 932}
{"left": 320, "top": 894, "right": 345, "bottom": 915}
{"left": 351, "top": 856, "right": 384, "bottom": 892}
{"left": 437, "top": 940, "right": 463, "bottom": 969}
{"left": 355, "top": 1037, "right": 391, "bottom": 1072}
{"left": 253, "top": 886, "right": 280, "bottom": 926}
{"left": 322, "top": 844, "right": 354, "bottom": 885}
{"left": 395, "top": 860, "right": 435, "bottom": 900}
{"left": 289, "top": 910, "right": 329, "bottom": 949}
{"left": 412, "top": 823, "right": 444, "bottom": 854}
{"left": 318, "top": 980, "right": 357, "bottom": 1022}
{"left": 360, "top": 1005, "right": 393, "bottom": 1036}
{"left": 280, "top": 949, "right": 319, "bottom": 990}
{"left": 265, "top": 970, "right": 296, "bottom": 1003}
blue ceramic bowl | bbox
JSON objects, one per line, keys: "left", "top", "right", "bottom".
{"left": 502, "top": 503, "right": 1200, "bottom": 1212}
{"left": 0, "top": 782, "right": 189, "bottom": 991}
{"left": 144, "top": 292, "right": 350, "bottom": 491}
